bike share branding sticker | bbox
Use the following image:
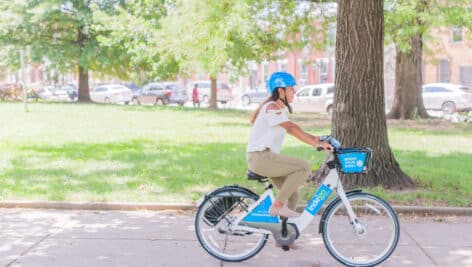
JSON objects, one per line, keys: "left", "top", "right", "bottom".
{"left": 242, "top": 195, "right": 279, "bottom": 224}
{"left": 339, "top": 152, "right": 366, "bottom": 173}
{"left": 305, "top": 184, "right": 332, "bottom": 215}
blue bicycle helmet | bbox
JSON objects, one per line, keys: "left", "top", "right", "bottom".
{"left": 266, "top": 72, "right": 297, "bottom": 93}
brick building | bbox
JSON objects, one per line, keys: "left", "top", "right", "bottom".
{"left": 233, "top": 25, "right": 471, "bottom": 106}
{"left": 423, "top": 26, "right": 472, "bottom": 87}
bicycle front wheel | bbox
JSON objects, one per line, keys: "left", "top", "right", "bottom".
{"left": 321, "top": 192, "right": 400, "bottom": 267}
{"left": 195, "top": 187, "right": 268, "bottom": 262}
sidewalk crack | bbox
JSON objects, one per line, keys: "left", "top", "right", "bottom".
{"left": 404, "top": 227, "right": 439, "bottom": 266}
{"left": 5, "top": 218, "right": 70, "bottom": 267}
{"left": 6, "top": 233, "right": 52, "bottom": 267}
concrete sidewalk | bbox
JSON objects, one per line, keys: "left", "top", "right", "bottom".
{"left": 1, "top": 209, "right": 471, "bottom": 267}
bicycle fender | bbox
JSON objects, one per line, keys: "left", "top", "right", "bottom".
{"left": 318, "top": 189, "right": 363, "bottom": 234}
{"left": 200, "top": 185, "right": 259, "bottom": 207}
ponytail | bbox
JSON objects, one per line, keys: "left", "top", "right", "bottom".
{"left": 250, "top": 90, "right": 280, "bottom": 124}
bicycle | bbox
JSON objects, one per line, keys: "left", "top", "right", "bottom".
{"left": 195, "top": 136, "right": 400, "bottom": 267}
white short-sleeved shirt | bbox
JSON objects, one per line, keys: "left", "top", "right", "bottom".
{"left": 247, "top": 101, "right": 290, "bottom": 154}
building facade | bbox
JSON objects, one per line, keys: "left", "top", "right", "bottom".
{"left": 423, "top": 26, "right": 472, "bottom": 87}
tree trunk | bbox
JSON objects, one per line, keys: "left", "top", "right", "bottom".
{"left": 77, "top": 24, "right": 91, "bottom": 102}
{"left": 209, "top": 76, "right": 217, "bottom": 109}
{"left": 78, "top": 66, "right": 91, "bottom": 102}
{"left": 332, "top": 0, "right": 415, "bottom": 189}
{"left": 387, "top": 34, "right": 429, "bottom": 119}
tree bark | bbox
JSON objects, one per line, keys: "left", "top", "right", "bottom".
{"left": 209, "top": 76, "right": 217, "bottom": 109}
{"left": 387, "top": 34, "right": 429, "bottom": 119}
{"left": 77, "top": 24, "right": 91, "bottom": 102}
{"left": 331, "top": 0, "right": 415, "bottom": 189}
{"left": 78, "top": 66, "right": 91, "bottom": 102}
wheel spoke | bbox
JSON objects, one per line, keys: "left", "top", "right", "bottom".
{"left": 322, "top": 193, "right": 399, "bottom": 266}
{"left": 195, "top": 189, "right": 268, "bottom": 262}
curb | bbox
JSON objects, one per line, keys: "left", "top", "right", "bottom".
{"left": 1, "top": 201, "right": 472, "bottom": 216}
{"left": 392, "top": 206, "right": 472, "bottom": 216}
{"left": 0, "top": 201, "right": 196, "bottom": 211}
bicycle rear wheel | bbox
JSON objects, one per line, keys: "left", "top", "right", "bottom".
{"left": 320, "top": 192, "right": 400, "bottom": 267}
{"left": 195, "top": 187, "right": 268, "bottom": 262}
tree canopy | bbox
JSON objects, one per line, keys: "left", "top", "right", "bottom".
{"left": 156, "top": 0, "right": 324, "bottom": 108}
{"left": 0, "top": 0, "right": 149, "bottom": 100}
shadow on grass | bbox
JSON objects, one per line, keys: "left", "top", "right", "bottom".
{"left": 1, "top": 139, "right": 471, "bottom": 206}
{"left": 1, "top": 139, "right": 258, "bottom": 202}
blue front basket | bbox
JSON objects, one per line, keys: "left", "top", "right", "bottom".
{"left": 336, "top": 147, "right": 372, "bottom": 174}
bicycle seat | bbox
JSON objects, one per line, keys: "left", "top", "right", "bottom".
{"left": 246, "top": 170, "right": 269, "bottom": 183}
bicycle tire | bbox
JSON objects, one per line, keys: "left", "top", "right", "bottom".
{"left": 195, "top": 186, "right": 268, "bottom": 262}
{"left": 320, "top": 192, "right": 400, "bottom": 267}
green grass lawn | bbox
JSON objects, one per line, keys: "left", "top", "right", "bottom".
{"left": 0, "top": 102, "right": 471, "bottom": 207}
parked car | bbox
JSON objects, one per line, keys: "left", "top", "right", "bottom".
{"left": 55, "top": 84, "right": 77, "bottom": 101}
{"left": 90, "top": 84, "right": 133, "bottom": 104}
{"left": 192, "top": 80, "right": 232, "bottom": 104}
{"left": 0, "top": 83, "right": 22, "bottom": 101}
{"left": 422, "top": 83, "right": 472, "bottom": 114}
{"left": 122, "top": 82, "right": 141, "bottom": 93}
{"left": 37, "top": 85, "right": 77, "bottom": 102}
{"left": 131, "top": 82, "right": 170, "bottom": 105}
{"left": 291, "top": 83, "right": 335, "bottom": 113}
{"left": 163, "top": 82, "right": 188, "bottom": 106}
{"left": 241, "top": 87, "right": 270, "bottom": 106}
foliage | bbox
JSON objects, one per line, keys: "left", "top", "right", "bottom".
{"left": 0, "top": 46, "right": 20, "bottom": 79}
{"left": 385, "top": 0, "right": 472, "bottom": 53}
{"left": 157, "top": 0, "right": 326, "bottom": 79}
{"left": 0, "top": 0, "right": 144, "bottom": 88}
{"left": 92, "top": 0, "right": 175, "bottom": 83}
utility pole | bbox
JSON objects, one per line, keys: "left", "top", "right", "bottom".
{"left": 20, "top": 49, "right": 28, "bottom": 112}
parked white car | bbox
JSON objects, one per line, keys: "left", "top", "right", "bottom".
{"left": 37, "top": 85, "right": 76, "bottom": 102}
{"left": 91, "top": 84, "right": 133, "bottom": 104}
{"left": 291, "top": 83, "right": 335, "bottom": 113}
{"left": 192, "top": 80, "right": 232, "bottom": 104}
{"left": 422, "top": 83, "right": 472, "bottom": 114}
{"left": 241, "top": 86, "right": 270, "bottom": 106}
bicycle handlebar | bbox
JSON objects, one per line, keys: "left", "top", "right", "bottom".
{"left": 318, "top": 135, "right": 341, "bottom": 150}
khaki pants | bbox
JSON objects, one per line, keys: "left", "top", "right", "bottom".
{"left": 247, "top": 150, "right": 311, "bottom": 211}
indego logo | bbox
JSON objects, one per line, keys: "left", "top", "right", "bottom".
{"left": 307, "top": 188, "right": 328, "bottom": 213}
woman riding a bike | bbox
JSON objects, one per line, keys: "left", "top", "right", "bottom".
{"left": 247, "top": 71, "right": 332, "bottom": 218}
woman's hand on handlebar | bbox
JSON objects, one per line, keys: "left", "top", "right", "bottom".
{"left": 315, "top": 141, "right": 333, "bottom": 152}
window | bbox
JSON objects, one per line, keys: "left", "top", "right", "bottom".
{"left": 327, "top": 86, "right": 335, "bottom": 94}
{"left": 451, "top": 26, "right": 462, "bottom": 43}
{"left": 94, "top": 87, "right": 107, "bottom": 92}
{"left": 261, "top": 62, "right": 269, "bottom": 84}
{"left": 318, "top": 59, "right": 328, "bottom": 83}
{"left": 460, "top": 66, "right": 472, "bottom": 87}
{"left": 299, "top": 61, "right": 308, "bottom": 86}
{"left": 148, "top": 84, "right": 163, "bottom": 91}
{"left": 438, "top": 59, "right": 451, "bottom": 83}
{"left": 197, "top": 82, "right": 210, "bottom": 89}
{"left": 429, "top": 87, "right": 450, "bottom": 93}
{"left": 219, "top": 83, "right": 229, "bottom": 90}
{"left": 296, "top": 88, "right": 310, "bottom": 97}
{"left": 312, "top": 88, "right": 322, "bottom": 96}
{"left": 279, "top": 62, "right": 287, "bottom": 72}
